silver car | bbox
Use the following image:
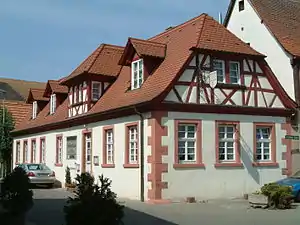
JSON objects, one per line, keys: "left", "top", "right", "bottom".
{"left": 17, "top": 163, "right": 56, "bottom": 188}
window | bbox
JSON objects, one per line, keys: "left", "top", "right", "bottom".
{"left": 92, "top": 82, "right": 101, "bottom": 101}
{"left": 131, "top": 59, "right": 143, "bottom": 90}
{"left": 106, "top": 130, "right": 114, "bottom": 164}
{"left": 31, "top": 139, "right": 36, "bottom": 163}
{"left": 50, "top": 94, "right": 56, "bottom": 114}
{"left": 253, "top": 123, "right": 277, "bottom": 166}
{"left": 16, "top": 141, "right": 21, "bottom": 163}
{"left": 215, "top": 121, "right": 242, "bottom": 167}
{"left": 178, "top": 124, "right": 196, "bottom": 162}
{"left": 40, "top": 138, "right": 46, "bottom": 164}
{"left": 129, "top": 126, "right": 138, "bottom": 163}
{"left": 213, "top": 60, "right": 225, "bottom": 83}
{"left": 66, "top": 136, "right": 77, "bottom": 160}
{"left": 239, "top": 0, "right": 245, "bottom": 12}
{"left": 56, "top": 135, "right": 63, "bottom": 166}
{"left": 78, "top": 84, "right": 82, "bottom": 102}
{"left": 23, "top": 140, "right": 28, "bottom": 163}
{"left": 74, "top": 86, "right": 77, "bottom": 104}
{"left": 218, "top": 125, "right": 235, "bottom": 161}
{"left": 32, "top": 101, "right": 38, "bottom": 119}
{"left": 229, "top": 62, "right": 240, "bottom": 84}
{"left": 85, "top": 134, "right": 92, "bottom": 164}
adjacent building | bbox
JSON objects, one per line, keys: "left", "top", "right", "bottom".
{"left": 11, "top": 14, "right": 296, "bottom": 202}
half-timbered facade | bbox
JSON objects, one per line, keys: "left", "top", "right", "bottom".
{"left": 12, "top": 14, "right": 297, "bottom": 202}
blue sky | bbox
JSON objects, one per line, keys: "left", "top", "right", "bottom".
{"left": 0, "top": 0, "right": 230, "bottom": 82}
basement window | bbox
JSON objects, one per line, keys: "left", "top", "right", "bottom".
{"left": 239, "top": 0, "right": 245, "bottom": 12}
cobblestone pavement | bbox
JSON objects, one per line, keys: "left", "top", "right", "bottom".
{"left": 27, "top": 188, "right": 300, "bottom": 225}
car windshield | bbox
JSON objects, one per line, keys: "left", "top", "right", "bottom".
{"left": 291, "top": 170, "right": 300, "bottom": 178}
{"left": 26, "top": 164, "right": 50, "bottom": 171}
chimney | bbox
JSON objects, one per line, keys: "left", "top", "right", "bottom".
{"left": 218, "top": 12, "right": 223, "bottom": 24}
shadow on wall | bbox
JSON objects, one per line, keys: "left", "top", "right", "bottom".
{"left": 239, "top": 134, "right": 260, "bottom": 184}
{"left": 27, "top": 198, "right": 178, "bottom": 225}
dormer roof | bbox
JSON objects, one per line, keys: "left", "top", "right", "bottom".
{"left": 119, "top": 38, "right": 167, "bottom": 65}
{"left": 43, "top": 80, "right": 68, "bottom": 97}
{"left": 60, "top": 44, "right": 124, "bottom": 85}
{"left": 26, "top": 88, "right": 49, "bottom": 104}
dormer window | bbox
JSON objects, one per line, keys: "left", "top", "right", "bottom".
{"left": 131, "top": 59, "right": 143, "bottom": 90}
{"left": 213, "top": 60, "right": 226, "bottom": 83}
{"left": 92, "top": 82, "right": 101, "bottom": 101}
{"left": 213, "top": 59, "right": 240, "bottom": 85}
{"left": 50, "top": 94, "right": 56, "bottom": 115}
{"left": 239, "top": 0, "right": 245, "bottom": 12}
{"left": 32, "top": 101, "right": 38, "bottom": 119}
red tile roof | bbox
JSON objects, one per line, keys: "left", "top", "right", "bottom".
{"left": 26, "top": 88, "right": 49, "bottom": 103}
{"left": 2, "top": 101, "right": 31, "bottom": 127}
{"left": 46, "top": 80, "right": 68, "bottom": 95}
{"left": 224, "top": 0, "right": 300, "bottom": 57}
{"left": 60, "top": 44, "right": 124, "bottom": 85}
{"left": 13, "top": 14, "right": 270, "bottom": 133}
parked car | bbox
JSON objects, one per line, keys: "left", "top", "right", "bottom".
{"left": 277, "top": 170, "right": 300, "bottom": 201}
{"left": 16, "top": 163, "right": 56, "bottom": 188}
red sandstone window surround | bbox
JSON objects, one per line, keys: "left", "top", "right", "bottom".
{"left": 23, "top": 140, "right": 28, "bottom": 163}
{"left": 102, "top": 125, "right": 115, "bottom": 168}
{"left": 55, "top": 135, "right": 63, "bottom": 167}
{"left": 253, "top": 123, "right": 278, "bottom": 167}
{"left": 31, "top": 139, "right": 37, "bottom": 163}
{"left": 215, "top": 121, "right": 243, "bottom": 167}
{"left": 174, "top": 120, "right": 204, "bottom": 168}
{"left": 15, "top": 141, "right": 21, "bottom": 164}
{"left": 124, "top": 122, "right": 139, "bottom": 168}
{"left": 40, "top": 137, "right": 46, "bottom": 164}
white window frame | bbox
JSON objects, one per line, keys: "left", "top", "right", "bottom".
{"left": 40, "top": 138, "right": 46, "bottom": 164}
{"left": 177, "top": 124, "right": 196, "bottom": 163}
{"left": 50, "top": 94, "right": 56, "bottom": 115}
{"left": 256, "top": 127, "right": 271, "bottom": 161}
{"left": 213, "top": 59, "right": 225, "bottom": 83}
{"left": 131, "top": 59, "right": 144, "bottom": 90}
{"left": 56, "top": 137, "right": 63, "bottom": 164}
{"left": 229, "top": 61, "right": 240, "bottom": 84}
{"left": 24, "top": 141, "right": 28, "bottom": 162}
{"left": 16, "top": 142, "right": 21, "bottom": 162}
{"left": 105, "top": 130, "right": 114, "bottom": 164}
{"left": 128, "top": 126, "right": 138, "bottom": 164}
{"left": 85, "top": 134, "right": 92, "bottom": 164}
{"left": 74, "top": 86, "right": 78, "bottom": 104}
{"left": 92, "top": 82, "right": 101, "bottom": 101}
{"left": 78, "top": 84, "right": 83, "bottom": 103}
{"left": 32, "top": 101, "right": 38, "bottom": 119}
{"left": 218, "top": 125, "right": 236, "bottom": 161}
{"left": 31, "top": 140, "right": 36, "bottom": 163}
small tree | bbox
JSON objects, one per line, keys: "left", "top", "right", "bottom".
{"left": 65, "top": 166, "right": 71, "bottom": 185}
{"left": 0, "top": 107, "right": 15, "bottom": 176}
{"left": 0, "top": 167, "right": 33, "bottom": 217}
{"left": 64, "top": 173, "right": 124, "bottom": 225}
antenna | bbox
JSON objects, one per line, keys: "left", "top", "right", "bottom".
{"left": 218, "top": 12, "right": 223, "bottom": 24}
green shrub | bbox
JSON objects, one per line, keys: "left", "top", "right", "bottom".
{"left": 0, "top": 167, "right": 33, "bottom": 215}
{"left": 261, "top": 183, "right": 293, "bottom": 209}
{"left": 64, "top": 173, "right": 124, "bottom": 225}
{"left": 65, "top": 166, "right": 71, "bottom": 185}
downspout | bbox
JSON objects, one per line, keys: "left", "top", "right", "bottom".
{"left": 134, "top": 107, "right": 145, "bottom": 202}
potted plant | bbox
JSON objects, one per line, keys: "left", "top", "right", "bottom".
{"left": 0, "top": 167, "right": 33, "bottom": 225}
{"left": 64, "top": 173, "right": 124, "bottom": 225}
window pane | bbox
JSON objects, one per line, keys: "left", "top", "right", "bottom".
{"left": 227, "top": 142, "right": 234, "bottom": 148}
{"left": 226, "top": 147, "right": 234, "bottom": 154}
{"left": 187, "top": 154, "right": 195, "bottom": 160}
{"left": 178, "top": 147, "right": 185, "bottom": 154}
{"left": 187, "top": 131, "right": 195, "bottom": 138}
{"left": 179, "top": 155, "right": 185, "bottom": 161}
{"left": 178, "top": 141, "right": 185, "bottom": 148}
{"left": 263, "top": 154, "right": 270, "bottom": 160}
{"left": 187, "top": 148, "right": 195, "bottom": 154}
{"left": 178, "top": 125, "right": 186, "bottom": 132}
{"left": 178, "top": 131, "right": 185, "bottom": 138}
{"left": 219, "top": 142, "right": 225, "bottom": 148}
{"left": 187, "top": 141, "right": 195, "bottom": 148}
{"left": 227, "top": 154, "right": 234, "bottom": 160}
{"left": 219, "top": 154, "right": 225, "bottom": 160}
{"left": 219, "top": 127, "right": 225, "bottom": 133}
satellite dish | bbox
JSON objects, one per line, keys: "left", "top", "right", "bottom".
{"left": 208, "top": 71, "right": 218, "bottom": 89}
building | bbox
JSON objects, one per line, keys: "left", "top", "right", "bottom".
{"left": 0, "top": 78, "right": 46, "bottom": 126}
{"left": 11, "top": 14, "right": 297, "bottom": 202}
{"left": 224, "top": 0, "right": 300, "bottom": 103}
{"left": 224, "top": 0, "right": 300, "bottom": 174}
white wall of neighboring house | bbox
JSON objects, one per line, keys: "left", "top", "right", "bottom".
{"left": 226, "top": 0, "right": 295, "bottom": 100}
{"left": 162, "top": 112, "right": 287, "bottom": 200}
{"left": 13, "top": 114, "right": 151, "bottom": 200}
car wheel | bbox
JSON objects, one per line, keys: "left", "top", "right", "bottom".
{"left": 296, "top": 191, "right": 300, "bottom": 202}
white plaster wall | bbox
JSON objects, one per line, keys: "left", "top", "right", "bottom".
{"left": 13, "top": 113, "right": 151, "bottom": 200}
{"left": 226, "top": 0, "right": 294, "bottom": 100}
{"left": 162, "top": 112, "right": 287, "bottom": 200}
